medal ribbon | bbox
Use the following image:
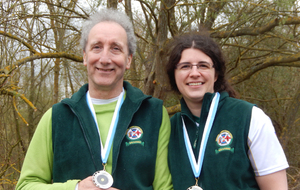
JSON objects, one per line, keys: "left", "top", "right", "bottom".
{"left": 182, "top": 92, "right": 220, "bottom": 178}
{"left": 86, "top": 89, "right": 124, "bottom": 165}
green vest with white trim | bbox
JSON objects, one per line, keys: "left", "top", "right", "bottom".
{"left": 52, "top": 81, "right": 163, "bottom": 189}
{"left": 169, "top": 92, "right": 259, "bottom": 190}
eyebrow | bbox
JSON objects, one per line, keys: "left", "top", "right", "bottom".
{"left": 90, "top": 41, "right": 102, "bottom": 46}
{"left": 111, "top": 42, "right": 123, "bottom": 48}
{"left": 90, "top": 41, "right": 124, "bottom": 48}
{"left": 178, "top": 61, "right": 212, "bottom": 64}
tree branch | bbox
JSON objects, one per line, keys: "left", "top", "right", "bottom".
{"left": 167, "top": 104, "right": 181, "bottom": 115}
{"left": 0, "top": 30, "right": 37, "bottom": 54}
{"left": 0, "top": 88, "right": 37, "bottom": 111}
{"left": 211, "top": 16, "right": 300, "bottom": 38}
{"left": 229, "top": 52, "right": 300, "bottom": 85}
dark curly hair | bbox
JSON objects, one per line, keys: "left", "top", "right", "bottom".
{"left": 166, "top": 32, "right": 238, "bottom": 98}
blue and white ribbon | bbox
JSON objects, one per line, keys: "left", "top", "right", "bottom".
{"left": 86, "top": 89, "right": 124, "bottom": 164}
{"left": 182, "top": 92, "right": 220, "bottom": 177}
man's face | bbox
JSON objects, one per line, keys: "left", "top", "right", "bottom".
{"left": 83, "top": 21, "right": 132, "bottom": 98}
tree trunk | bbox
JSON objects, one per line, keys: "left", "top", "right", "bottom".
{"left": 107, "top": 0, "right": 118, "bottom": 8}
{"left": 152, "top": 0, "right": 175, "bottom": 99}
{"left": 279, "top": 84, "right": 300, "bottom": 150}
{"left": 53, "top": 58, "right": 60, "bottom": 104}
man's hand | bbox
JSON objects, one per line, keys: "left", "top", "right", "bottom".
{"left": 78, "top": 176, "right": 120, "bottom": 190}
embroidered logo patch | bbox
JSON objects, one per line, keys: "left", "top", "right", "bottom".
{"left": 125, "top": 126, "right": 144, "bottom": 146}
{"left": 215, "top": 130, "right": 234, "bottom": 154}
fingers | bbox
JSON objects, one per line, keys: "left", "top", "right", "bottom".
{"left": 78, "top": 176, "right": 120, "bottom": 190}
{"left": 78, "top": 176, "right": 98, "bottom": 190}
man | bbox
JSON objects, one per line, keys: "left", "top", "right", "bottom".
{"left": 16, "top": 8, "right": 172, "bottom": 190}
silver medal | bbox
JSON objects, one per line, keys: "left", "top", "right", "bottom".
{"left": 92, "top": 170, "right": 114, "bottom": 189}
{"left": 187, "top": 185, "right": 203, "bottom": 190}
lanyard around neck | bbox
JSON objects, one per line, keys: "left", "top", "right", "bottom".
{"left": 86, "top": 89, "right": 124, "bottom": 164}
{"left": 182, "top": 92, "right": 220, "bottom": 178}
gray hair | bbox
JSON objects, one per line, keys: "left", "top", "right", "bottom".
{"left": 80, "top": 8, "right": 136, "bottom": 55}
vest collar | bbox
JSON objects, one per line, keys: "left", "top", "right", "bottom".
{"left": 180, "top": 92, "right": 229, "bottom": 121}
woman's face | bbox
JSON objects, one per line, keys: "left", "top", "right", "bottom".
{"left": 174, "top": 48, "right": 217, "bottom": 105}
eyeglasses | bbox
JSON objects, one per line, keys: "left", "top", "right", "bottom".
{"left": 176, "top": 62, "right": 214, "bottom": 71}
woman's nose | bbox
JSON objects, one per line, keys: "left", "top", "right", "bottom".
{"left": 189, "top": 65, "right": 201, "bottom": 76}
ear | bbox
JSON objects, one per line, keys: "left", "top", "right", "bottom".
{"left": 214, "top": 74, "right": 218, "bottom": 82}
{"left": 83, "top": 51, "right": 87, "bottom": 66}
{"left": 214, "top": 69, "right": 218, "bottom": 82}
{"left": 126, "top": 54, "right": 133, "bottom": 70}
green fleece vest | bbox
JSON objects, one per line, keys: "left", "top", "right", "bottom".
{"left": 169, "top": 92, "right": 259, "bottom": 190}
{"left": 52, "top": 82, "right": 162, "bottom": 190}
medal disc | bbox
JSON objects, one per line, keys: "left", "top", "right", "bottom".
{"left": 92, "top": 170, "right": 113, "bottom": 189}
{"left": 187, "top": 186, "right": 203, "bottom": 190}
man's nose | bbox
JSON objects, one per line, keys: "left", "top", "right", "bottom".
{"left": 99, "top": 48, "right": 112, "bottom": 64}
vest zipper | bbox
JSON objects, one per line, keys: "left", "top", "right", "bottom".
{"left": 68, "top": 105, "right": 99, "bottom": 171}
{"left": 111, "top": 98, "right": 146, "bottom": 175}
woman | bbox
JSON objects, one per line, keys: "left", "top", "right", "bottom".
{"left": 166, "top": 33, "right": 289, "bottom": 190}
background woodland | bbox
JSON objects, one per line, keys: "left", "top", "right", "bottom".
{"left": 0, "top": 0, "right": 300, "bottom": 189}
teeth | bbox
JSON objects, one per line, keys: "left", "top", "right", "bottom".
{"left": 189, "top": 82, "right": 202, "bottom": 86}
{"left": 97, "top": 68, "right": 113, "bottom": 71}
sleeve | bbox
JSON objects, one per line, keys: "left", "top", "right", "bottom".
{"left": 15, "top": 108, "right": 80, "bottom": 190}
{"left": 152, "top": 106, "right": 173, "bottom": 190}
{"left": 247, "top": 106, "right": 289, "bottom": 176}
